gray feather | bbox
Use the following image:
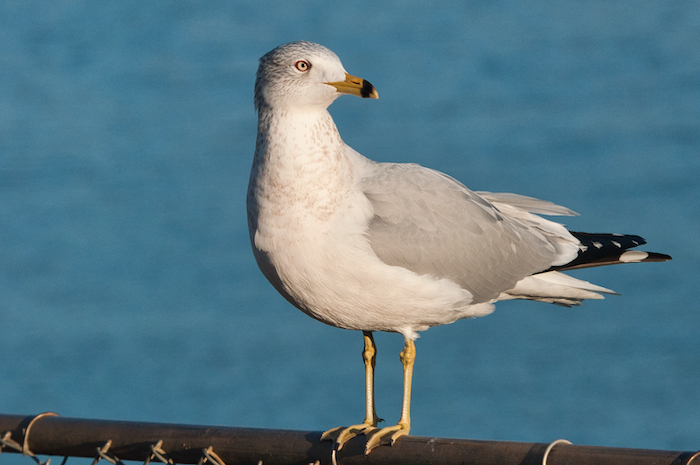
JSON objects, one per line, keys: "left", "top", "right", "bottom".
{"left": 362, "top": 163, "right": 565, "bottom": 303}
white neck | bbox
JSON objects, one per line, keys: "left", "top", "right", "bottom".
{"left": 249, "top": 107, "right": 353, "bottom": 231}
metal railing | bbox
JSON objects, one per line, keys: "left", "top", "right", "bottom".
{"left": 0, "top": 413, "right": 698, "bottom": 465}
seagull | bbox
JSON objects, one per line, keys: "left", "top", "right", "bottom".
{"left": 246, "top": 41, "right": 671, "bottom": 456}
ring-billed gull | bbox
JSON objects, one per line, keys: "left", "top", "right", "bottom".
{"left": 246, "top": 41, "right": 671, "bottom": 455}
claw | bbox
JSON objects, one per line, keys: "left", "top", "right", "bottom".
{"left": 321, "top": 422, "right": 377, "bottom": 451}
{"left": 320, "top": 425, "right": 343, "bottom": 442}
{"left": 364, "top": 422, "right": 410, "bottom": 454}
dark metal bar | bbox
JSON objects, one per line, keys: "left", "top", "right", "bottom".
{"left": 0, "top": 413, "right": 697, "bottom": 465}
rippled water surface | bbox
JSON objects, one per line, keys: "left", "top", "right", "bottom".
{"left": 1, "top": 0, "right": 698, "bottom": 458}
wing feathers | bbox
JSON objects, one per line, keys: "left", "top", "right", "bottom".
{"left": 359, "top": 160, "right": 671, "bottom": 307}
{"left": 548, "top": 231, "right": 672, "bottom": 272}
{"left": 362, "top": 163, "right": 577, "bottom": 303}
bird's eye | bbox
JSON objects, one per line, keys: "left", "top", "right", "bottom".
{"left": 294, "top": 60, "right": 310, "bottom": 72}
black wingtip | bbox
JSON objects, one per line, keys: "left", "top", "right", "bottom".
{"left": 547, "top": 232, "right": 671, "bottom": 272}
{"left": 645, "top": 252, "right": 672, "bottom": 262}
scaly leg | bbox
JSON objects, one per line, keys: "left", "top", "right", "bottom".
{"left": 364, "top": 337, "right": 415, "bottom": 454}
{"left": 321, "top": 331, "right": 380, "bottom": 450}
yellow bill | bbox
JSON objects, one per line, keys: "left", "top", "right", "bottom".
{"left": 326, "top": 73, "right": 378, "bottom": 99}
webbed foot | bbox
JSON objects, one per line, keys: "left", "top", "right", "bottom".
{"left": 363, "top": 421, "right": 410, "bottom": 454}
{"left": 321, "top": 421, "right": 378, "bottom": 451}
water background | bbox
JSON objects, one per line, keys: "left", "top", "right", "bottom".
{"left": 1, "top": 0, "right": 699, "bottom": 459}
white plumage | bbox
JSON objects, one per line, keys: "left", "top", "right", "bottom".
{"left": 246, "top": 41, "right": 670, "bottom": 456}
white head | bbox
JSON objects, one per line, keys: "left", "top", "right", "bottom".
{"left": 254, "top": 41, "right": 378, "bottom": 113}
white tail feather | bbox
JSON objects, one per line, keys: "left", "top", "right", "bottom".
{"left": 499, "top": 271, "right": 615, "bottom": 307}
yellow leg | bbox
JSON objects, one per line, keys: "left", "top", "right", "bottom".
{"left": 364, "top": 337, "right": 415, "bottom": 454}
{"left": 321, "top": 331, "right": 380, "bottom": 450}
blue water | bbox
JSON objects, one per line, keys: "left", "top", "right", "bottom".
{"left": 1, "top": 0, "right": 699, "bottom": 460}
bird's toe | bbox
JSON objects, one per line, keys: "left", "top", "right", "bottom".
{"left": 364, "top": 422, "right": 410, "bottom": 454}
{"left": 321, "top": 422, "right": 378, "bottom": 451}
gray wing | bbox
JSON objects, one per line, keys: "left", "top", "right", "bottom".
{"left": 361, "top": 162, "right": 571, "bottom": 303}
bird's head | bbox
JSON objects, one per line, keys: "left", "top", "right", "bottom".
{"left": 255, "top": 41, "right": 378, "bottom": 112}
